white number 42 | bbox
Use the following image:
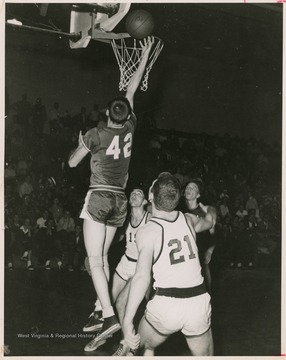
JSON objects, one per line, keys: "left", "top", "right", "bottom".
{"left": 106, "top": 133, "right": 132, "bottom": 160}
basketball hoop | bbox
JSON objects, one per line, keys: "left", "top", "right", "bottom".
{"left": 111, "top": 36, "right": 164, "bottom": 91}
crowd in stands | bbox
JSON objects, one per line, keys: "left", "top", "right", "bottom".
{"left": 4, "top": 93, "right": 281, "bottom": 272}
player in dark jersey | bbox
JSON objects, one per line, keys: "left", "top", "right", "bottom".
{"left": 117, "top": 173, "right": 216, "bottom": 356}
{"left": 68, "top": 37, "right": 154, "bottom": 343}
{"left": 183, "top": 180, "right": 216, "bottom": 293}
{"left": 83, "top": 187, "right": 152, "bottom": 352}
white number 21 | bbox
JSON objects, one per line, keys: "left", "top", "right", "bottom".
{"left": 106, "top": 133, "right": 132, "bottom": 160}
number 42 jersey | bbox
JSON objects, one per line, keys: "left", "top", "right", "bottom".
{"left": 81, "top": 114, "right": 136, "bottom": 189}
{"left": 150, "top": 211, "right": 204, "bottom": 289}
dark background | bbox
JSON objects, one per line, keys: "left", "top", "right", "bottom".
{"left": 5, "top": 3, "right": 283, "bottom": 144}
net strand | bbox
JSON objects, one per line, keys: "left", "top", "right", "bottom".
{"left": 111, "top": 37, "right": 164, "bottom": 91}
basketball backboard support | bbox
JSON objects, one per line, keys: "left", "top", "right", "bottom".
{"left": 69, "top": 3, "right": 131, "bottom": 49}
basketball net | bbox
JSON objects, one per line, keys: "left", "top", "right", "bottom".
{"left": 111, "top": 37, "right": 164, "bottom": 91}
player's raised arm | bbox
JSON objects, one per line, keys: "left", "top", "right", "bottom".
{"left": 125, "top": 36, "right": 154, "bottom": 109}
{"left": 68, "top": 130, "right": 89, "bottom": 167}
{"left": 186, "top": 205, "right": 217, "bottom": 234}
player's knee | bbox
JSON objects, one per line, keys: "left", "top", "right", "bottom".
{"left": 115, "top": 298, "right": 124, "bottom": 315}
{"left": 140, "top": 341, "right": 155, "bottom": 356}
{"left": 88, "top": 256, "right": 103, "bottom": 270}
{"left": 143, "top": 348, "right": 155, "bottom": 356}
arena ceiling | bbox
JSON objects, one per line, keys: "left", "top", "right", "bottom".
{"left": 5, "top": 2, "right": 283, "bottom": 67}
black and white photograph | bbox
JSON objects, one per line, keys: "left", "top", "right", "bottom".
{"left": 2, "top": 1, "right": 284, "bottom": 357}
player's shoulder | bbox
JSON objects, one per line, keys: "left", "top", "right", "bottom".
{"left": 136, "top": 221, "right": 161, "bottom": 251}
{"left": 137, "top": 220, "right": 161, "bottom": 237}
{"left": 184, "top": 212, "right": 197, "bottom": 226}
{"left": 85, "top": 127, "right": 100, "bottom": 138}
{"left": 125, "top": 111, "right": 137, "bottom": 128}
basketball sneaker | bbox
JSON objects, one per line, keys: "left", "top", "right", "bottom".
{"left": 84, "top": 336, "right": 108, "bottom": 352}
{"left": 83, "top": 316, "right": 120, "bottom": 352}
{"left": 83, "top": 311, "right": 104, "bottom": 332}
{"left": 112, "top": 340, "right": 137, "bottom": 356}
{"left": 96, "top": 315, "right": 121, "bottom": 340}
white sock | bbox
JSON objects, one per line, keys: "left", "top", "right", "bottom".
{"left": 45, "top": 260, "right": 50, "bottom": 266}
{"left": 27, "top": 260, "right": 31, "bottom": 267}
{"left": 102, "top": 306, "right": 115, "bottom": 318}
{"left": 94, "top": 299, "right": 102, "bottom": 312}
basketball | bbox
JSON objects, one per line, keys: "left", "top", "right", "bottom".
{"left": 125, "top": 9, "right": 155, "bottom": 40}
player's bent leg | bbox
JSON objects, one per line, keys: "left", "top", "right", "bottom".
{"left": 111, "top": 272, "right": 127, "bottom": 304}
{"left": 114, "top": 278, "right": 132, "bottom": 324}
{"left": 138, "top": 315, "right": 169, "bottom": 356}
{"left": 185, "top": 327, "right": 214, "bottom": 356}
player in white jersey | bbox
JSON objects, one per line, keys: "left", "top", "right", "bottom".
{"left": 117, "top": 172, "right": 216, "bottom": 356}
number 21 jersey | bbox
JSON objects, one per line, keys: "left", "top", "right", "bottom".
{"left": 151, "top": 212, "right": 204, "bottom": 288}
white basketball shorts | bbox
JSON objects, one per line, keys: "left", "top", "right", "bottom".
{"left": 145, "top": 292, "right": 211, "bottom": 336}
{"left": 115, "top": 254, "right": 137, "bottom": 281}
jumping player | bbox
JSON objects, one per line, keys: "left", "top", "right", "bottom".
{"left": 83, "top": 187, "right": 151, "bottom": 352}
{"left": 68, "top": 37, "right": 154, "bottom": 341}
{"left": 118, "top": 172, "right": 216, "bottom": 356}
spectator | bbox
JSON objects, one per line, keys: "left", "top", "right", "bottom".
{"left": 57, "top": 210, "right": 75, "bottom": 233}
{"left": 5, "top": 220, "right": 14, "bottom": 271}
{"left": 88, "top": 103, "right": 102, "bottom": 127}
{"left": 31, "top": 97, "right": 47, "bottom": 136}
{"left": 36, "top": 209, "right": 50, "bottom": 230}
{"left": 18, "top": 217, "right": 34, "bottom": 270}
{"left": 236, "top": 204, "right": 248, "bottom": 221}
{"left": 245, "top": 191, "right": 259, "bottom": 215}
{"left": 56, "top": 210, "right": 76, "bottom": 270}
{"left": 16, "top": 156, "right": 29, "bottom": 177}
{"left": 18, "top": 195, "right": 36, "bottom": 225}
{"left": 230, "top": 221, "right": 254, "bottom": 269}
{"left": 74, "top": 106, "right": 88, "bottom": 132}
{"left": 10, "top": 93, "right": 31, "bottom": 136}
{"left": 49, "top": 197, "right": 64, "bottom": 226}
{"left": 219, "top": 196, "right": 230, "bottom": 218}
{"left": 34, "top": 219, "right": 61, "bottom": 270}
{"left": 19, "top": 174, "right": 34, "bottom": 199}
{"left": 70, "top": 225, "right": 87, "bottom": 271}
{"left": 48, "top": 101, "right": 62, "bottom": 133}
{"left": 4, "top": 159, "right": 16, "bottom": 181}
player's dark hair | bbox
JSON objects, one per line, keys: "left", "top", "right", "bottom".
{"left": 184, "top": 178, "right": 204, "bottom": 196}
{"left": 108, "top": 96, "right": 131, "bottom": 124}
{"left": 152, "top": 172, "right": 181, "bottom": 212}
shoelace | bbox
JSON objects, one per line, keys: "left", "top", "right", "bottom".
{"left": 89, "top": 312, "right": 95, "bottom": 318}
{"left": 114, "top": 344, "right": 126, "bottom": 356}
{"left": 114, "top": 343, "right": 136, "bottom": 356}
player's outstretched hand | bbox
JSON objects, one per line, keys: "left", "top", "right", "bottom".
{"left": 140, "top": 36, "right": 154, "bottom": 56}
{"left": 122, "top": 322, "right": 140, "bottom": 351}
{"left": 78, "top": 130, "right": 84, "bottom": 147}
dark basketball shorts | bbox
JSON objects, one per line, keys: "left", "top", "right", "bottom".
{"left": 80, "top": 189, "right": 128, "bottom": 227}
